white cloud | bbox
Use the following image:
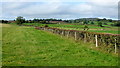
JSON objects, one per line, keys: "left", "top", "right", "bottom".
{"left": 0, "top": 0, "right": 119, "bottom": 20}
{"left": 1, "top": 0, "right": 119, "bottom": 3}
{"left": 0, "top": 3, "right": 2, "bottom": 19}
{"left": 70, "top": 3, "right": 92, "bottom": 14}
{"left": 1, "top": 0, "right": 88, "bottom": 2}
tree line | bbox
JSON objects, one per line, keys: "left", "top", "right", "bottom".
{"left": 1, "top": 16, "right": 120, "bottom": 27}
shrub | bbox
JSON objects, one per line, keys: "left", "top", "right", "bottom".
{"left": 103, "top": 22, "right": 107, "bottom": 25}
{"left": 98, "top": 22, "right": 103, "bottom": 27}
{"left": 83, "top": 25, "right": 89, "bottom": 30}
{"left": 44, "top": 24, "right": 48, "bottom": 27}
{"left": 16, "top": 16, "right": 25, "bottom": 25}
{"left": 90, "top": 21, "right": 94, "bottom": 24}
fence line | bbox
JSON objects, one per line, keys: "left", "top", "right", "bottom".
{"left": 34, "top": 26, "right": 120, "bottom": 53}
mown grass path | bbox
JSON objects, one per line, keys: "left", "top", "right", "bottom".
{"left": 2, "top": 24, "right": 118, "bottom": 66}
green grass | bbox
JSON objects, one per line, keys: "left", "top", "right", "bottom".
{"left": 23, "top": 23, "right": 119, "bottom": 34}
{"left": 89, "top": 30, "right": 118, "bottom": 34}
{"left": 2, "top": 24, "right": 118, "bottom": 66}
{"left": 0, "top": 24, "right": 2, "bottom": 66}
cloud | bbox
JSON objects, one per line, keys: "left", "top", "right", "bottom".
{"left": 2, "top": 0, "right": 88, "bottom": 2}
{"left": 1, "top": 0, "right": 119, "bottom": 20}
{"left": 89, "top": 0, "right": 118, "bottom": 19}
{"left": 1, "top": 0, "right": 119, "bottom": 3}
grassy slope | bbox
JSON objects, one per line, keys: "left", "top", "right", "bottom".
{"left": 2, "top": 24, "right": 118, "bottom": 66}
{"left": 0, "top": 24, "right": 2, "bottom": 66}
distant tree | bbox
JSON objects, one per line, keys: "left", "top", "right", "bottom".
{"left": 87, "top": 21, "right": 90, "bottom": 23}
{"left": 90, "top": 21, "right": 94, "bottom": 24}
{"left": 40, "top": 20, "right": 46, "bottom": 24}
{"left": 16, "top": 16, "right": 25, "bottom": 25}
{"left": 83, "top": 20, "right": 88, "bottom": 24}
{"left": 108, "top": 19, "right": 112, "bottom": 22}
{"left": 28, "top": 20, "right": 33, "bottom": 23}
{"left": 33, "top": 18, "right": 40, "bottom": 23}
{"left": 98, "top": 22, "right": 103, "bottom": 27}
{"left": 44, "top": 24, "right": 48, "bottom": 27}
{"left": 2, "top": 20, "right": 8, "bottom": 24}
{"left": 112, "top": 22, "right": 120, "bottom": 26}
{"left": 103, "top": 22, "right": 107, "bottom": 25}
{"left": 25, "top": 20, "right": 29, "bottom": 23}
{"left": 83, "top": 25, "right": 89, "bottom": 30}
{"left": 64, "top": 20, "right": 69, "bottom": 23}
{"left": 0, "top": 20, "right": 1, "bottom": 23}
{"left": 103, "top": 18, "right": 106, "bottom": 21}
{"left": 97, "top": 19, "right": 101, "bottom": 21}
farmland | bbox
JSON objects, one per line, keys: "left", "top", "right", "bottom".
{"left": 23, "top": 23, "right": 119, "bottom": 34}
{"left": 1, "top": 0, "right": 119, "bottom": 66}
{"left": 2, "top": 24, "right": 118, "bottom": 66}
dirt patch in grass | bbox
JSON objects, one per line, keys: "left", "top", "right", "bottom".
{"left": 0, "top": 24, "right": 11, "bottom": 27}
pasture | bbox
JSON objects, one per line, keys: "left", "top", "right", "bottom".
{"left": 2, "top": 24, "right": 118, "bottom": 66}
{"left": 23, "top": 23, "right": 119, "bottom": 34}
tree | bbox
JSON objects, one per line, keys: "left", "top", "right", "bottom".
{"left": 97, "top": 19, "right": 101, "bottom": 21}
{"left": 44, "top": 24, "right": 49, "bottom": 27}
{"left": 90, "top": 21, "right": 94, "bottom": 24}
{"left": 83, "top": 19, "right": 88, "bottom": 24}
{"left": 33, "top": 18, "right": 40, "bottom": 23}
{"left": 103, "top": 22, "right": 107, "bottom": 25}
{"left": 98, "top": 22, "right": 103, "bottom": 27}
{"left": 16, "top": 16, "right": 25, "bottom": 25}
{"left": 103, "top": 18, "right": 106, "bottom": 21}
{"left": 112, "top": 22, "right": 120, "bottom": 26}
{"left": 108, "top": 19, "right": 112, "bottom": 22}
{"left": 83, "top": 25, "right": 89, "bottom": 30}
{"left": 2, "top": 20, "right": 8, "bottom": 24}
{"left": 40, "top": 20, "right": 46, "bottom": 24}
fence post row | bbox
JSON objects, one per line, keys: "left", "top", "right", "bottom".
{"left": 37, "top": 27, "right": 119, "bottom": 53}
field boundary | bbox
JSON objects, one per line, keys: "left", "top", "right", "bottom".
{"left": 21, "top": 25, "right": 120, "bottom": 54}
{"left": 34, "top": 26, "right": 120, "bottom": 54}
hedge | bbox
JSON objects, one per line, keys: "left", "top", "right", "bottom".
{"left": 35, "top": 26, "right": 120, "bottom": 53}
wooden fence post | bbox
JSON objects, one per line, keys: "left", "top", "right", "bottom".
{"left": 52, "top": 29, "right": 54, "bottom": 33}
{"left": 56, "top": 30, "right": 58, "bottom": 34}
{"left": 95, "top": 35, "right": 98, "bottom": 47}
{"left": 44, "top": 28, "right": 45, "bottom": 30}
{"left": 67, "top": 31, "right": 69, "bottom": 38}
{"left": 62, "top": 31, "right": 64, "bottom": 35}
{"left": 61, "top": 31, "right": 64, "bottom": 38}
{"left": 58, "top": 30, "right": 60, "bottom": 35}
{"left": 115, "top": 38, "right": 117, "bottom": 54}
{"left": 75, "top": 32, "right": 77, "bottom": 40}
{"left": 84, "top": 33, "right": 86, "bottom": 43}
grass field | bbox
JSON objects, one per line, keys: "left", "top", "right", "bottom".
{"left": 2, "top": 24, "right": 118, "bottom": 66}
{"left": 23, "top": 23, "right": 119, "bottom": 34}
{"left": 0, "top": 24, "right": 2, "bottom": 66}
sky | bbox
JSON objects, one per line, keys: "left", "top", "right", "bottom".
{"left": 0, "top": 0, "right": 119, "bottom": 20}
